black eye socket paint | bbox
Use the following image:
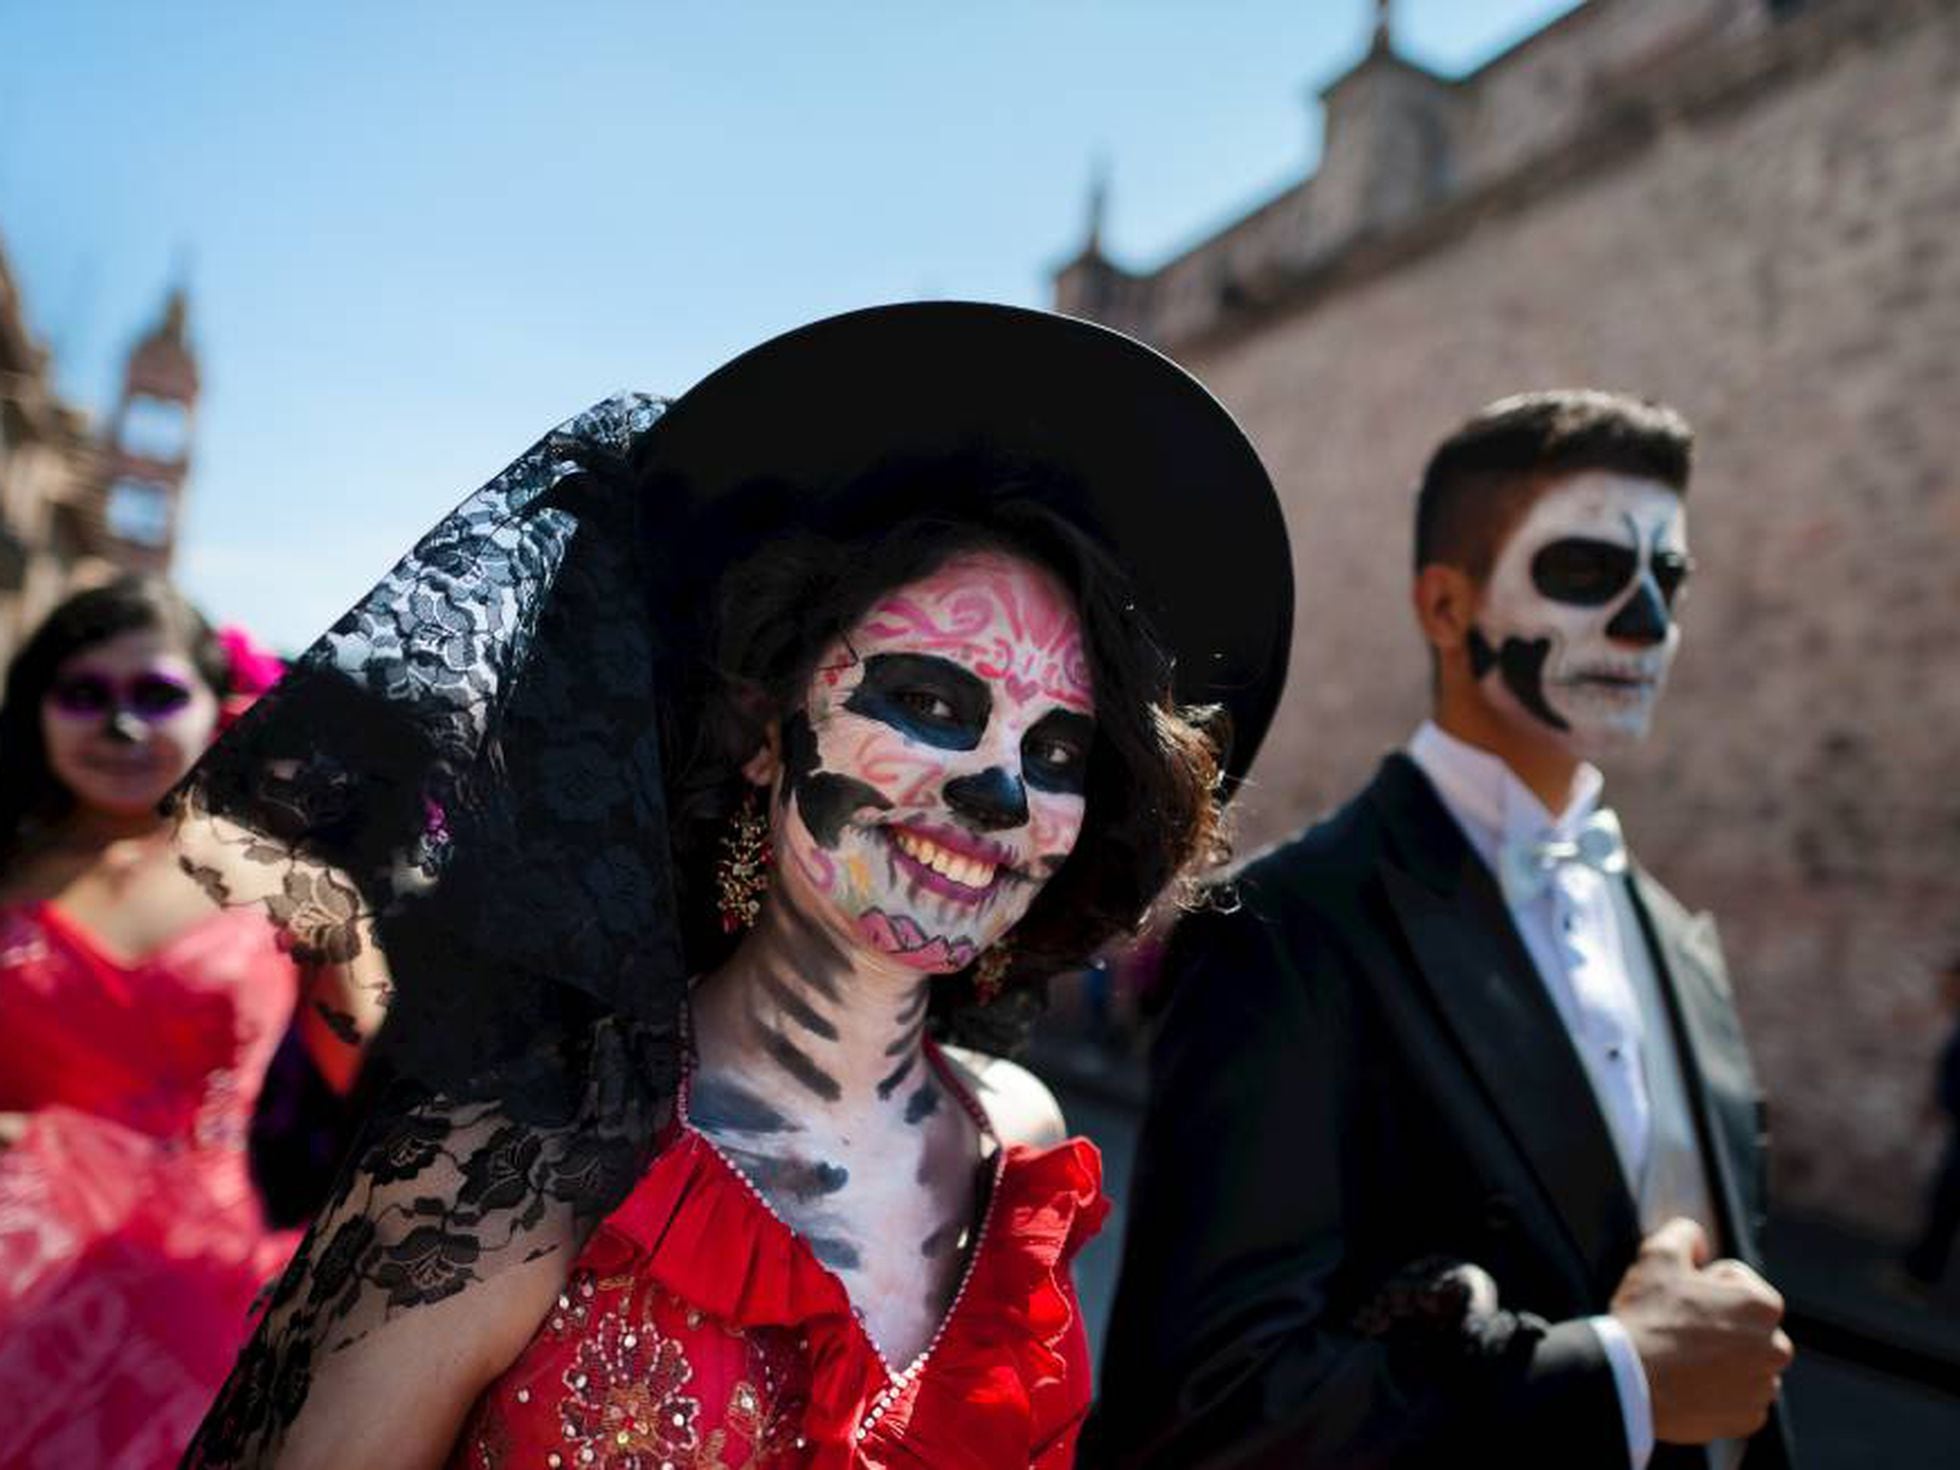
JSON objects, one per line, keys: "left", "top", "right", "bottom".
{"left": 1530, "top": 538, "right": 1639, "bottom": 607}
{"left": 844, "top": 653, "right": 990, "bottom": 751}
{"left": 1022, "top": 710, "right": 1094, "bottom": 796}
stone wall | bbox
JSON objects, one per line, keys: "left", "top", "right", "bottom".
{"left": 1449, "top": 0, "right": 1765, "bottom": 192}
{"left": 1060, "top": 0, "right": 1782, "bottom": 352}
{"left": 1076, "top": 0, "right": 1960, "bottom": 1234}
{"left": 0, "top": 236, "right": 100, "bottom": 668}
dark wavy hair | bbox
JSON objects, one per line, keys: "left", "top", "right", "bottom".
{"left": 1416, "top": 389, "right": 1694, "bottom": 581}
{"left": 665, "top": 473, "right": 1227, "bottom": 1052}
{"left": 0, "top": 575, "right": 230, "bottom": 880}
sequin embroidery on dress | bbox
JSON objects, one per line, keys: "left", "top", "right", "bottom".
{"left": 461, "top": 1271, "right": 809, "bottom": 1470}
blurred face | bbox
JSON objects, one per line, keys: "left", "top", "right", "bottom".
{"left": 1469, "top": 471, "right": 1690, "bottom": 758}
{"left": 40, "top": 628, "right": 220, "bottom": 818}
{"left": 772, "top": 551, "right": 1095, "bottom": 973}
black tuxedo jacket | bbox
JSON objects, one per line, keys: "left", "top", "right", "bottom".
{"left": 1085, "top": 754, "right": 1794, "bottom": 1469}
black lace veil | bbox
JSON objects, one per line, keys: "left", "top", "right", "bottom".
{"left": 177, "top": 394, "right": 691, "bottom": 1461}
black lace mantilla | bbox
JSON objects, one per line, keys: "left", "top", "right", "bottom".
{"left": 178, "top": 395, "right": 691, "bottom": 1463}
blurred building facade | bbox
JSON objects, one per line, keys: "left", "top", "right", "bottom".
{"left": 0, "top": 227, "right": 199, "bottom": 668}
{"left": 1056, "top": 0, "right": 1960, "bottom": 1235}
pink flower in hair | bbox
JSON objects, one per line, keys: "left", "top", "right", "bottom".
{"left": 215, "top": 624, "right": 287, "bottom": 733}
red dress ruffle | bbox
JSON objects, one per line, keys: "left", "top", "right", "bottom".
{"left": 455, "top": 1116, "right": 1106, "bottom": 1469}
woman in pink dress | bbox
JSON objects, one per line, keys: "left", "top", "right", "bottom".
{"left": 0, "top": 577, "right": 377, "bottom": 1469}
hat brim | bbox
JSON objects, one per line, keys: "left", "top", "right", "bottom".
{"left": 645, "top": 301, "right": 1292, "bottom": 790}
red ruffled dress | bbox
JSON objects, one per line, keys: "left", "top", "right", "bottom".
{"left": 0, "top": 901, "right": 304, "bottom": 1470}
{"left": 454, "top": 1043, "right": 1108, "bottom": 1469}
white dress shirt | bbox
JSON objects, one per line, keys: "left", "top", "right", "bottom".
{"left": 1406, "top": 721, "right": 1659, "bottom": 1470}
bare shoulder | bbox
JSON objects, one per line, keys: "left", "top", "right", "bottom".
{"left": 268, "top": 1232, "right": 568, "bottom": 1469}
{"left": 939, "top": 1044, "right": 1068, "bottom": 1149}
{"left": 253, "top": 1101, "right": 588, "bottom": 1466}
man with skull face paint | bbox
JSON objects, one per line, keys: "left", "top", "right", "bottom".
{"left": 1092, "top": 392, "right": 1795, "bottom": 1470}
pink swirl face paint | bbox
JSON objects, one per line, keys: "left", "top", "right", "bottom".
{"left": 775, "top": 551, "right": 1094, "bottom": 973}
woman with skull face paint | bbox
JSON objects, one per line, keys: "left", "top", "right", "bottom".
{"left": 0, "top": 577, "right": 380, "bottom": 1469}
{"left": 176, "top": 304, "right": 1293, "bottom": 1468}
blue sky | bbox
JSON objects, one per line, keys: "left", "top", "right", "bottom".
{"left": 3, "top": 0, "right": 1580, "bottom": 650}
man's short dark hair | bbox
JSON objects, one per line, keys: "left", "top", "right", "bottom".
{"left": 1414, "top": 390, "right": 1694, "bottom": 580}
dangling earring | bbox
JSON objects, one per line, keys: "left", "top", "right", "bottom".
{"left": 716, "top": 787, "right": 772, "bottom": 933}
{"left": 973, "top": 942, "right": 1014, "bottom": 1006}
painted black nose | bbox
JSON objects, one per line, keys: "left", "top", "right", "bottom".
{"left": 944, "top": 767, "right": 1029, "bottom": 831}
{"left": 1605, "top": 578, "right": 1671, "bottom": 644}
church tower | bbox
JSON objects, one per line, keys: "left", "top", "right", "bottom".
{"left": 1053, "top": 158, "right": 1147, "bottom": 340}
{"left": 100, "top": 284, "right": 198, "bottom": 572}
{"left": 1312, "top": 0, "right": 1460, "bottom": 243}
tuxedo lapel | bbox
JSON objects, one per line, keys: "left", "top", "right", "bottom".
{"left": 1370, "top": 756, "right": 1641, "bottom": 1294}
{"left": 1624, "top": 867, "right": 1768, "bottom": 1262}
{"left": 1626, "top": 868, "right": 1794, "bottom": 1470}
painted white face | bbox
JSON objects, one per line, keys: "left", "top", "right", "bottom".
{"left": 1471, "top": 472, "right": 1691, "bottom": 757}
{"left": 772, "top": 551, "right": 1095, "bottom": 973}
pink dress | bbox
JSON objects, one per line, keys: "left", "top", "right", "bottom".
{"left": 0, "top": 901, "right": 305, "bottom": 1470}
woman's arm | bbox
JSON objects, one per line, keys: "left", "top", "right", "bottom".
{"left": 188, "top": 1097, "right": 588, "bottom": 1469}
{"left": 252, "top": 1246, "right": 564, "bottom": 1470}
{"left": 294, "top": 943, "right": 389, "bottom": 1094}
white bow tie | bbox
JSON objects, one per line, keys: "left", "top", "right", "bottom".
{"left": 1498, "top": 809, "right": 1628, "bottom": 907}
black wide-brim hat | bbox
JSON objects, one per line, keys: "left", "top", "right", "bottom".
{"left": 642, "top": 301, "right": 1293, "bottom": 789}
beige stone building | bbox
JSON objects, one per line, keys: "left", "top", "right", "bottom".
{"left": 0, "top": 225, "right": 200, "bottom": 671}
{"left": 1056, "top": 0, "right": 1960, "bottom": 1234}
{"left": 0, "top": 234, "right": 100, "bottom": 667}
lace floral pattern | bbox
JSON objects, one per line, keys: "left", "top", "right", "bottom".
{"left": 180, "top": 395, "right": 689, "bottom": 1465}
